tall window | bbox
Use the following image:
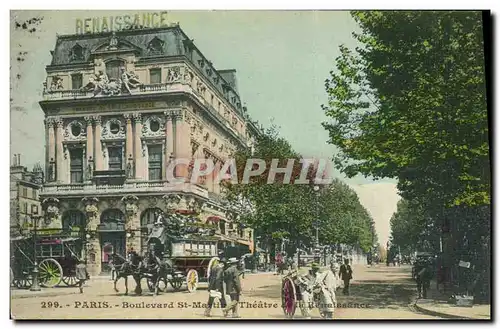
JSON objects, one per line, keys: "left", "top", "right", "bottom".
{"left": 106, "top": 60, "right": 123, "bottom": 81}
{"left": 108, "top": 147, "right": 123, "bottom": 171}
{"left": 148, "top": 145, "right": 162, "bottom": 180}
{"left": 150, "top": 68, "right": 162, "bottom": 84}
{"left": 70, "top": 148, "right": 83, "bottom": 183}
{"left": 71, "top": 74, "right": 83, "bottom": 89}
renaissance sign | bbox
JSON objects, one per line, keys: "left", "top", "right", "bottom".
{"left": 75, "top": 12, "right": 169, "bottom": 34}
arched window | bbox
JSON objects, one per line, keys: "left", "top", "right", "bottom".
{"left": 105, "top": 60, "right": 124, "bottom": 82}
{"left": 140, "top": 208, "right": 164, "bottom": 254}
{"left": 62, "top": 210, "right": 85, "bottom": 232}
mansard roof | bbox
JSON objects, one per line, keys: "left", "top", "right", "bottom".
{"left": 48, "top": 25, "right": 245, "bottom": 117}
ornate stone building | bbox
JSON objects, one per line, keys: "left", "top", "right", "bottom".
{"left": 38, "top": 24, "right": 260, "bottom": 275}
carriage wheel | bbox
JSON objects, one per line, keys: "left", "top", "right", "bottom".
{"left": 62, "top": 275, "right": 79, "bottom": 287}
{"left": 207, "top": 257, "right": 220, "bottom": 279}
{"left": 282, "top": 277, "right": 297, "bottom": 318}
{"left": 39, "top": 258, "right": 63, "bottom": 287}
{"left": 170, "top": 277, "right": 183, "bottom": 291}
{"left": 186, "top": 269, "right": 198, "bottom": 293}
{"left": 147, "top": 277, "right": 167, "bottom": 292}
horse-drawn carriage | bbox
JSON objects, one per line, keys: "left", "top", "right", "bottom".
{"left": 144, "top": 220, "right": 220, "bottom": 293}
{"left": 10, "top": 233, "right": 84, "bottom": 289}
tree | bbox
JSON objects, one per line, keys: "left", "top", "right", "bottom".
{"left": 324, "top": 11, "right": 491, "bottom": 301}
{"left": 322, "top": 11, "right": 490, "bottom": 208}
{"left": 223, "top": 125, "right": 377, "bottom": 254}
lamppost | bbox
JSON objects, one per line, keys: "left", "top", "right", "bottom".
{"left": 313, "top": 185, "right": 320, "bottom": 249}
{"left": 30, "top": 215, "right": 42, "bottom": 291}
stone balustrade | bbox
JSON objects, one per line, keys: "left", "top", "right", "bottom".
{"left": 40, "top": 181, "right": 209, "bottom": 199}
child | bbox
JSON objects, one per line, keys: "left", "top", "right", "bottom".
{"left": 75, "top": 260, "right": 89, "bottom": 293}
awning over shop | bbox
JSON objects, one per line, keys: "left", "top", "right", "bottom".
{"left": 207, "top": 216, "right": 222, "bottom": 223}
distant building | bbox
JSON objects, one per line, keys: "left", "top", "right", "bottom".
{"left": 37, "top": 23, "right": 260, "bottom": 275}
{"left": 10, "top": 154, "right": 44, "bottom": 235}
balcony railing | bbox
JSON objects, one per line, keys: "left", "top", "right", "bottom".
{"left": 41, "top": 181, "right": 209, "bottom": 198}
{"left": 42, "top": 82, "right": 188, "bottom": 100}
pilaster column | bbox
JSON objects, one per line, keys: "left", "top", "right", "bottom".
{"left": 93, "top": 116, "right": 103, "bottom": 170}
{"left": 213, "top": 161, "right": 221, "bottom": 194}
{"left": 55, "top": 117, "right": 64, "bottom": 182}
{"left": 85, "top": 116, "right": 94, "bottom": 173}
{"left": 164, "top": 111, "right": 174, "bottom": 180}
{"left": 124, "top": 114, "right": 134, "bottom": 163}
{"left": 46, "top": 118, "right": 56, "bottom": 179}
{"left": 133, "top": 113, "right": 143, "bottom": 179}
{"left": 174, "top": 110, "right": 189, "bottom": 179}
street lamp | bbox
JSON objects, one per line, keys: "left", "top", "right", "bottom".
{"left": 30, "top": 215, "right": 41, "bottom": 291}
{"left": 313, "top": 185, "right": 320, "bottom": 250}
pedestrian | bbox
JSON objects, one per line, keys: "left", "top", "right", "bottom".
{"left": 339, "top": 258, "right": 353, "bottom": 296}
{"left": 415, "top": 258, "right": 432, "bottom": 298}
{"left": 239, "top": 256, "right": 246, "bottom": 279}
{"left": 204, "top": 258, "right": 227, "bottom": 317}
{"left": 223, "top": 257, "right": 242, "bottom": 318}
{"left": 75, "top": 260, "right": 89, "bottom": 294}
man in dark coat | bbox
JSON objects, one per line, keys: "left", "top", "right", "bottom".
{"left": 75, "top": 260, "right": 89, "bottom": 293}
{"left": 204, "top": 258, "right": 227, "bottom": 317}
{"left": 223, "top": 258, "right": 242, "bottom": 318}
{"left": 339, "top": 258, "right": 353, "bottom": 296}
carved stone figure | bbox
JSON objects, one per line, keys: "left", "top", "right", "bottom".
{"left": 126, "top": 155, "right": 134, "bottom": 178}
{"left": 125, "top": 203, "right": 138, "bottom": 217}
{"left": 48, "top": 158, "right": 55, "bottom": 182}
{"left": 120, "top": 67, "right": 141, "bottom": 94}
{"left": 85, "top": 204, "right": 98, "bottom": 218}
{"left": 167, "top": 67, "right": 181, "bottom": 83}
{"left": 50, "top": 76, "right": 63, "bottom": 91}
{"left": 87, "top": 157, "right": 94, "bottom": 180}
{"left": 46, "top": 205, "right": 59, "bottom": 221}
{"left": 107, "top": 32, "right": 118, "bottom": 50}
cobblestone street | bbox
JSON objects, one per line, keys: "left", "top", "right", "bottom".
{"left": 11, "top": 264, "right": 440, "bottom": 319}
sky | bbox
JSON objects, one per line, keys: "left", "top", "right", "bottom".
{"left": 10, "top": 10, "right": 400, "bottom": 245}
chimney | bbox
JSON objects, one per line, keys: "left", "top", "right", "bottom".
{"left": 12, "top": 155, "right": 16, "bottom": 166}
{"left": 17, "top": 154, "right": 21, "bottom": 166}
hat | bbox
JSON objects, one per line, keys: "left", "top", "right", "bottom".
{"left": 228, "top": 257, "right": 239, "bottom": 264}
{"left": 311, "top": 263, "right": 320, "bottom": 270}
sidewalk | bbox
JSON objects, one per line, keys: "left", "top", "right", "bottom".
{"left": 413, "top": 281, "right": 491, "bottom": 320}
{"left": 11, "top": 276, "right": 115, "bottom": 299}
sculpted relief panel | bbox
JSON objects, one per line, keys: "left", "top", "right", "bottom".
{"left": 64, "top": 119, "right": 86, "bottom": 142}
{"left": 101, "top": 117, "right": 126, "bottom": 140}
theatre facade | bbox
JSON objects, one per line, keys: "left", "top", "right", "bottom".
{"left": 38, "top": 22, "right": 259, "bottom": 275}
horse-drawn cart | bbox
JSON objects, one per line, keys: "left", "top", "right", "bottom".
{"left": 10, "top": 233, "right": 84, "bottom": 289}
{"left": 170, "top": 237, "right": 220, "bottom": 293}
{"left": 144, "top": 221, "right": 220, "bottom": 293}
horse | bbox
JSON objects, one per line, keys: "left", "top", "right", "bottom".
{"left": 112, "top": 253, "right": 143, "bottom": 295}
{"left": 139, "top": 253, "right": 176, "bottom": 296}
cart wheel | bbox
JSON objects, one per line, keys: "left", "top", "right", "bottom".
{"left": 186, "top": 269, "right": 198, "bottom": 293}
{"left": 62, "top": 275, "right": 79, "bottom": 287}
{"left": 39, "top": 258, "right": 63, "bottom": 287}
{"left": 207, "top": 257, "right": 220, "bottom": 279}
{"left": 147, "top": 277, "right": 166, "bottom": 292}
{"left": 282, "top": 277, "right": 297, "bottom": 318}
{"left": 170, "top": 277, "right": 183, "bottom": 291}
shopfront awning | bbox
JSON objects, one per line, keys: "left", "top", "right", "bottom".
{"left": 207, "top": 216, "right": 222, "bottom": 223}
